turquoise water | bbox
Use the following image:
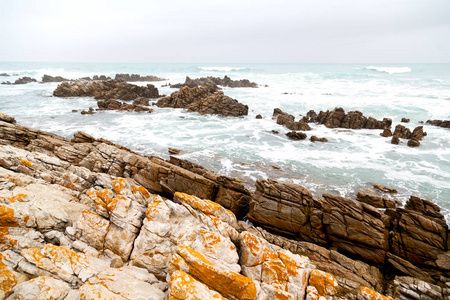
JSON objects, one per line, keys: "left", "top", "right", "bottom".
{"left": 1, "top": 62, "right": 449, "bottom": 219}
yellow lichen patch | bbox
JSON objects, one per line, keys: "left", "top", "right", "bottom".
{"left": 132, "top": 185, "right": 150, "bottom": 198}
{"left": 79, "top": 282, "right": 125, "bottom": 300}
{"left": 0, "top": 205, "right": 17, "bottom": 227}
{"left": 19, "top": 158, "right": 33, "bottom": 167}
{"left": 87, "top": 189, "right": 114, "bottom": 214}
{"left": 200, "top": 229, "right": 223, "bottom": 248}
{"left": 42, "top": 244, "right": 88, "bottom": 269}
{"left": 306, "top": 286, "right": 320, "bottom": 300}
{"left": 240, "top": 231, "right": 265, "bottom": 266}
{"left": 0, "top": 253, "right": 17, "bottom": 294}
{"left": 0, "top": 226, "right": 17, "bottom": 251}
{"left": 112, "top": 178, "right": 127, "bottom": 195}
{"left": 21, "top": 248, "right": 47, "bottom": 269}
{"left": 360, "top": 286, "right": 395, "bottom": 300}
{"left": 175, "top": 246, "right": 257, "bottom": 300}
{"left": 277, "top": 252, "right": 308, "bottom": 277}
{"left": 272, "top": 289, "right": 295, "bottom": 300}
{"left": 107, "top": 195, "right": 127, "bottom": 213}
{"left": 308, "top": 269, "right": 339, "bottom": 296}
{"left": 145, "top": 195, "right": 166, "bottom": 221}
{"left": 169, "top": 270, "right": 227, "bottom": 300}
{"left": 263, "top": 249, "right": 279, "bottom": 262}
{"left": 262, "top": 258, "right": 289, "bottom": 291}
{"left": 175, "top": 192, "right": 225, "bottom": 216}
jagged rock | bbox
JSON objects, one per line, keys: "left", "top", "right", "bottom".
{"left": 393, "top": 124, "right": 411, "bottom": 139}
{"left": 97, "top": 99, "right": 152, "bottom": 112}
{"left": 380, "top": 128, "right": 392, "bottom": 137}
{"left": 0, "top": 113, "right": 16, "bottom": 124}
{"left": 132, "top": 97, "right": 150, "bottom": 106}
{"left": 401, "top": 118, "right": 410, "bottom": 123}
{"left": 156, "top": 86, "right": 248, "bottom": 117}
{"left": 391, "top": 135, "right": 400, "bottom": 144}
{"left": 426, "top": 119, "right": 450, "bottom": 129}
{"left": 255, "top": 114, "right": 262, "bottom": 119}
{"left": 53, "top": 79, "right": 161, "bottom": 100}
{"left": 372, "top": 183, "right": 397, "bottom": 194}
{"left": 407, "top": 138, "right": 420, "bottom": 147}
{"left": 286, "top": 131, "right": 307, "bottom": 140}
{"left": 170, "top": 75, "right": 258, "bottom": 89}
{"left": 387, "top": 276, "right": 448, "bottom": 300}
{"left": 310, "top": 136, "right": 328, "bottom": 142}
{"left": 10, "top": 77, "right": 37, "bottom": 84}
{"left": 114, "top": 73, "right": 166, "bottom": 82}
{"left": 168, "top": 147, "right": 181, "bottom": 155}
{"left": 386, "top": 253, "right": 435, "bottom": 283}
{"left": 356, "top": 187, "right": 397, "bottom": 209}
{"left": 42, "top": 74, "right": 69, "bottom": 82}
{"left": 71, "top": 131, "right": 96, "bottom": 143}
{"left": 360, "top": 286, "right": 394, "bottom": 300}
{"left": 411, "top": 126, "right": 425, "bottom": 140}
{"left": 81, "top": 107, "right": 95, "bottom": 115}
{"left": 306, "top": 107, "right": 391, "bottom": 130}
{"left": 93, "top": 75, "right": 110, "bottom": 80}
{"left": 9, "top": 276, "right": 72, "bottom": 300}
{"left": 276, "top": 109, "right": 312, "bottom": 131}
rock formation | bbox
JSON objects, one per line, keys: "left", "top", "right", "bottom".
{"left": 170, "top": 76, "right": 258, "bottom": 89}
{"left": 42, "top": 74, "right": 70, "bottom": 82}
{"left": 2, "top": 77, "right": 37, "bottom": 85}
{"left": 156, "top": 86, "right": 248, "bottom": 117}
{"left": 426, "top": 119, "right": 450, "bottom": 129}
{"left": 0, "top": 114, "right": 448, "bottom": 300}
{"left": 274, "top": 109, "right": 312, "bottom": 131}
{"left": 53, "top": 79, "right": 161, "bottom": 100}
{"left": 114, "top": 73, "right": 166, "bottom": 82}
{"left": 97, "top": 99, "right": 153, "bottom": 113}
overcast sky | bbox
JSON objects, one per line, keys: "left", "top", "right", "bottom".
{"left": 1, "top": 0, "right": 449, "bottom": 63}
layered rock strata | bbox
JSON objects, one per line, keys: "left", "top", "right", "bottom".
{"left": 53, "top": 79, "right": 161, "bottom": 100}
{"left": 156, "top": 86, "right": 249, "bottom": 117}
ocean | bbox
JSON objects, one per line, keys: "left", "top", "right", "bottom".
{"left": 1, "top": 62, "right": 449, "bottom": 219}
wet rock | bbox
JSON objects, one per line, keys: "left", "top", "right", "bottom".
{"left": 286, "top": 131, "right": 307, "bottom": 140}
{"left": 372, "top": 183, "right": 397, "bottom": 194}
{"left": 12, "top": 77, "right": 37, "bottom": 84}
{"left": 391, "top": 135, "right": 400, "bottom": 144}
{"left": 380, "top": 128, "right": 392, "bottom": 137}
{"left": 132, "top": 97, "right": 150, "bottom": 106}
{"left": 426, "top": 119, "right": 450, "bottom": 129}
{"left": 0, "top": 113, "right": 16, "bottom": 124}
{"left": 356, "top": 187, "right": 397, "bottom": 209}
{"left": 114, "top": 73, "right": 166, "bottom": 82}
{"left": 0, "top": 73, "right": 10, "bottom": 76}
{"left": 170, "top": 75, "right": 258, "bottom": 89}
{"left": 401, "top": 118, "right": 410, "bottom": 123}
{"left": 411, "top": 126, "right": 425, "bottom": 140}
{"left": 310, "top": 136, "right": 328, "bottom": 142}
{"left": 81, "top": 107, "right": 95, "bottom": 115}
{"left": 168, "top": 147, "right": 181, "bottom": 155}
{"left": 255, "top": 114, "right": 262, "bottom": 119}
{"left": 97, "top": 99, "right": 152, "bottom": 112}
{"left": 407, "top": 138, "right": 420, "bottom": 147}
{"left": 42, "top": 74, "right": 69, "bottom": 82}
{"left": 271, "top": 130, "right": 279, "bottom": 134}
{"left": 53, "top": 79, "right": 161, "bottom": 100}
{"left": 93, "top": 75, "right": 111, "bottom": 80}
{"left": 156, "top": 86, "right": 248, "bottom": 117}
{"left": 393, "top": 124, "right": 412, "bottom": 139}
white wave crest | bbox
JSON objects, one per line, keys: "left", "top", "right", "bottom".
{"left": 365, "top": 66, "right": 412, "bottom": 74}
{"left": 199, "top": 66, "right": 247, "bottom": 72}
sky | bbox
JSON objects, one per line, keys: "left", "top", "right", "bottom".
{"left": 1, "top": 0, "right": 449, "bottom": 63}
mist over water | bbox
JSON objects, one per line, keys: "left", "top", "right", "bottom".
{"left": 1, "top": 63, "right": 449, "bottom": 219}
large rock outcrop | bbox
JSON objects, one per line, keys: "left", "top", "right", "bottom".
{"left": 170, "top": 75, "right": 258, "bottom": 89}
{"left": 53, "top": 79, "right": 161, "bottom": 100}
{"left": 426, "top": 119, "right": 450, "bottom": 129}
{"left": 156, "top": 86, "right": 249, "bottom": 117}
{"left": 42, "top": 74, "right": 70, "bottom": 82}
{"left": 114, "top": 73, "right": 166, "bottom": 82}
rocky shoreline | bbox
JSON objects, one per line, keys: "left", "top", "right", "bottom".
{"left": 1, "top": 113, "right": 449, "bottom": 299}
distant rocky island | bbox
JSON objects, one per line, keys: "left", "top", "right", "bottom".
{"left": 1, "top": 113, "right": 449, "bottom": 299}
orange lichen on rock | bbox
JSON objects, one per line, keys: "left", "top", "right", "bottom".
{"left": 169, "top": 270, "right": 227, "bottom": 300}
{"left": 146, "top": 195, "right": 166, "bottom": 221}
{"left": 87, "top": 189, "right": 114, "bottom": 214}
{"left": 173, "top": 246, "right": 257, "bottom": 300}
{"left": 112, "top": 178, "right": 127, "bottom": 194}
{"left": 132, "top": 185, "right": 150, "bottom": 198}
{"left": 0, "top": 253, "right": 18, "bottom": 294}
{"left": 360, "top": 286, "right": 395, "bottom": 300}
{"left": 0, "top": 227, "right": 17, "bottom": 251}
{"left": 0, "top": 194, "right": 28, "bottom": 204}
{"left": 0, "top": 205, "right": 17, "bottom": 227}
{"left": 79, "top": 282, "right": 126, "bottom": 300}
{"left": 174, "top": 192, "right": 235, "bottom": 221}
{"left": 306, "top": 286, "right": 320, "bottom": 300}
{"left": 308, "top": 269, "right": 339, "bottom": 296}
{"left": 239, "top": 231, "right": 266, "bottom": 267}
{"left": 19, "top": 158, "right": 33, "bottom": 167}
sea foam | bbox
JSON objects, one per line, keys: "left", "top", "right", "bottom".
{"left": 365, "top": 66, "right": 412, "bottom": 74}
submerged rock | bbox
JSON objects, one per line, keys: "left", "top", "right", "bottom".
{"left": 156, "top": 86, "right": 248, "bottom": 117}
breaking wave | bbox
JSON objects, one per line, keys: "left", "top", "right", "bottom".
{"left": 365, "top": 66, "right": 412, "bottom": 74}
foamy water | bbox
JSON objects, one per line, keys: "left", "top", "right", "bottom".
{"left": 1, "top": 63, "right": 449, "bottom": 219}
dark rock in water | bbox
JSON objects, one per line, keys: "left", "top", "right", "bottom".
{"left": 13, "top": 77, "right": 37, "bottom": 84}
{"left": 393, "top": 124, "right": 411, "bottom": 139}
{"left": 407, "top": 138, "right": 420, "bottom": 147}
{"left": 156, "top": 86, "right": 248, "bottom": 117}
{"left": 255, "top": 114, "right": 262, "bottom": 119}
{"left": 170, "top": 75, "right": 258, "bottom": 89}
{"left": 53, "top": 79, "right": 161, "bottom": 100}
{"left": 391, "top": 135, "right": 400, "bottom": 144}
{"left": 0, "top": 113, "right": 16, "bottom": 123}
{"left": 275, "top": 109, "right": 311, "bottom": 131}
{"left": 372, "top": 183, "right": 397, "bottom": 193}
{"left": 272, "top": 108, "right": 283, "bottom": 118}
{"left": 426, "top": 119, "right": 450, "bottom": 129}
{"left": 81, "top": 108, "right": 95, "bottom": 115}
{"left": 286, "top": 131, "right": 307, "bottom": 140}
{"left": 401, "top": 118, "right": 410, "bottom": 123}
{"left": 1, "top": 81, "right": 12, "bottom": 85}
{"left": 97, "top": 99, "right": 153, "bottom": 113}
{"left": 168, "top": 147, "right": 181, "bottom": 155}
{"left": 42, "top": 74, "right": 69, "bottom": 82}
{"left": 380, "top": 128, "right": 393, "bottom": 137}
{"left": 114, "top": 73, "right": 166, "bottom": 82}
{"left": 71, "top": 110, "right": 78, "bottom": 113}
{"left": 271, "top": 130, "right": 279, "bottom": 134}
{"left": 79, "top": 76, "right": 92, "bottom": 81}
{"left": 310, "top": 136, "right": 328, "bottom": 142}
{"left": 411, "top": 126, "right": 425, "bottom": 140}
{"left": 305, "top": 107, "right": 391, "bottom": 130}
{"left": 0, "top": 73, "right": 10, "bottom": 76}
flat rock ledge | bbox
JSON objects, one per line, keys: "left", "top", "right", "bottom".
{"left": 0, "top": 113, "right": 449, "bottom": 300}
{"left": 53, "top": 79, "right": 161, "bottom": 100}
{"left": 156, "top": 85, "right": 249, "bottom": 117}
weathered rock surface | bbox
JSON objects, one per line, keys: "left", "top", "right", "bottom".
{"left": 274, "top": 109, "right": 312, "bottom": 132}
{"left": 2, "top": 77, "right": 37, "bottom": 85}
{"left": 310, "top": 136, "right": 328, "bottom": 142}
{"left": 156, "top": 86, "right": 248, "bottom": 117}
{"left": 426, "top": 119, "right": 450, "bottom": 129}
{"left": 356, "top": 187, "right": 398, "bottom": 209}
{"left": 306, "top": 108, "right": 392, "bottom": 130}
{"left": 114, "top": 73, "right": 166, "bottom": 82}
{"left": 42, "top": 74, "right": 70, "bottom": 82}
{"left": 286, "top": 131, "right": 308, "bottom": 140}
{"left": 170, "top": 75, "right": 258, "bottom": 89}
{"left": 53, "top": 79, "right": 161, "bottom": 100}
{"left": 97, "top": 99, "right": 153, "bottom": 113}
